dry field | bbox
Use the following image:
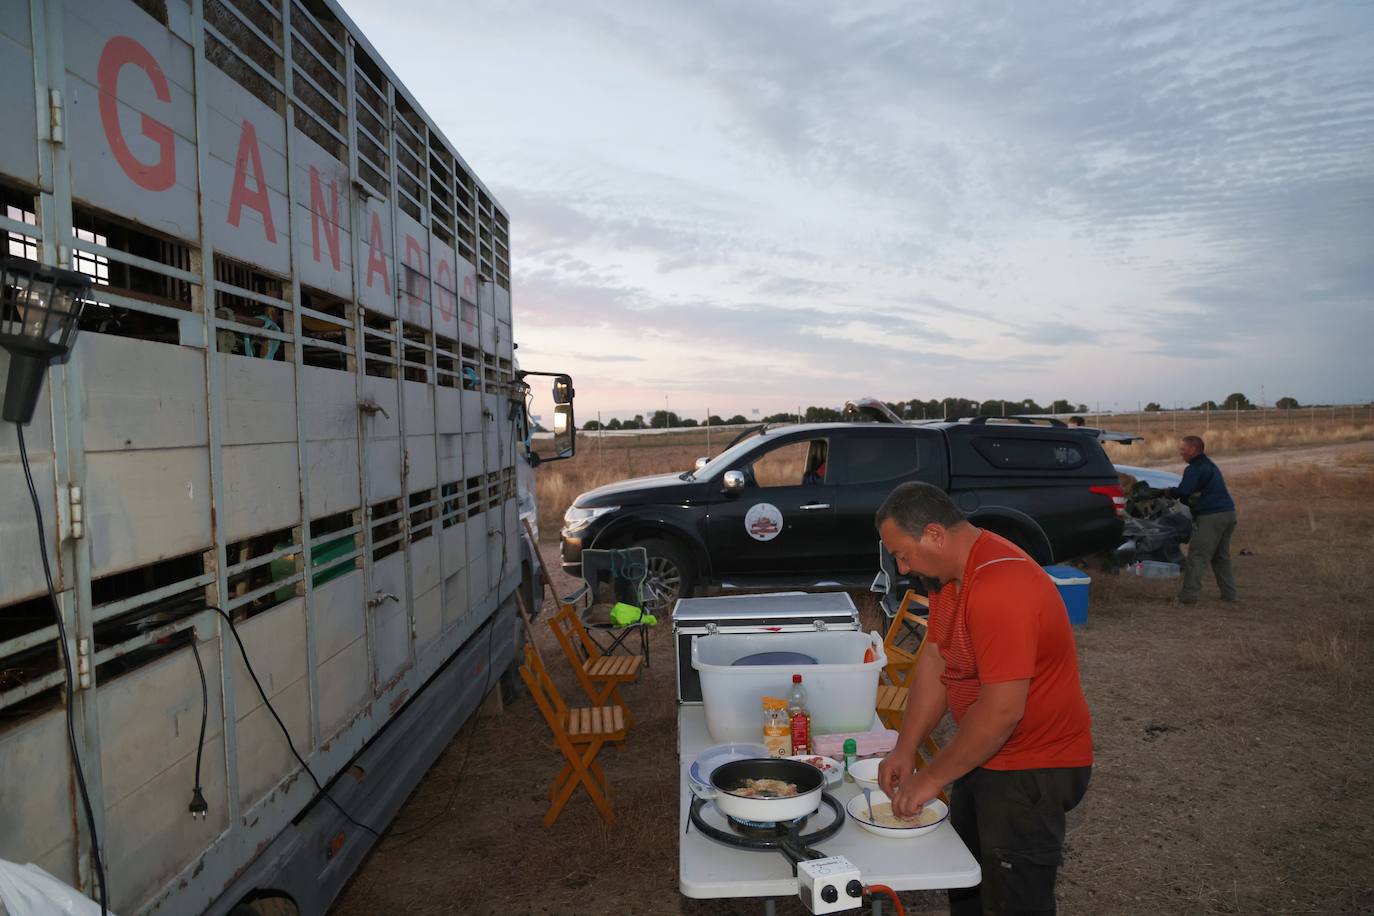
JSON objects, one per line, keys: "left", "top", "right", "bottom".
{"left": 336, "top": 449, "right": 1374, "bottom": 916}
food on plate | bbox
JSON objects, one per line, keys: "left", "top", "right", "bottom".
{"left": 864, "top": 802, "right": 943, "bottom": 828}
{"left": 801, "top": 756, "right": 831, "bottom": 771}
{"left": 734, "top": 778, "right": 800, "bottom": 798}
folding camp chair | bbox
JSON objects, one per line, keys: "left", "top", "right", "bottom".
{"left": 548, "top": 603, "right": 643, "bottom": 727}
{"left": 562, "top": 546, "right": 653, "bottom": 666}
{"left": 518, "top": 645, "right": 626, "bottom": 826}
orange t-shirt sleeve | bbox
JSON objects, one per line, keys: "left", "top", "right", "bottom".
{"left": 966, "top": 564, "right": 1039, "bottom": 683}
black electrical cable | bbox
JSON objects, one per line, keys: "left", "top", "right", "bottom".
{"left": 382, "top": 619, "right": 495, "bottom": 846}
{"left": 186, "top": 638, "right": 208, "bottom": 820}
{"left": 16, "top": 424, "right": 108, "bottom": 915}
{"left": 200, "top": 605, "right": 381, "bottom": 839}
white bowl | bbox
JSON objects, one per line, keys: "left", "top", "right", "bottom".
{"left": 847, "top": 757, "right": 883, "bottom": 792}
{"left": 846, "top": 790, "right": 948, "bottom": 839}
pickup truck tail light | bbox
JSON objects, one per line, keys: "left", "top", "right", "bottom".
{"left": 1089, "top": 484, "right": 1127, "bottom": 519}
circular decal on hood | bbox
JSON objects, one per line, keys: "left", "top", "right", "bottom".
{"left": 745, "top": 502, "right": 784, "bottom": 541}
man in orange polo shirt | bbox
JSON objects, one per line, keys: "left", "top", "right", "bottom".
{"left": 876, "top": 482, "right": 1092, "bottom": 916}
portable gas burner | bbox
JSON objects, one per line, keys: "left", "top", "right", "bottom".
{"left": 688, "top": 793, "right": 864, "bottom": 913}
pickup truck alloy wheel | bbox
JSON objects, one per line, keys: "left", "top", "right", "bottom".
{"left": 640, "top": 538, "right": 692, "bottom": 611}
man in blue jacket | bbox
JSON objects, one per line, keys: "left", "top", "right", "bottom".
{"left": 1168, "top": 436, "right": 1238, "bottom": 604}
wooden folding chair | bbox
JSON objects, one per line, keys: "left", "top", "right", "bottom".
{"left": 881, "top": 588, "right": 930, "bottom": 689}
{"left": 548, "top": 604, "right": 643, "bottom": 727}
{"left": 518, "top": 645, "right": 626, "bottom": 826}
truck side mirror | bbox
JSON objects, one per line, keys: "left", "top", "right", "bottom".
{"left": 552, "top": 403, "right": 575, "bottom": 459}
{"left": 723, "top": 470, "right": 746, "bottom": 492}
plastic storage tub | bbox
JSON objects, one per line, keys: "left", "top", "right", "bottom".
{"left": 1044, "top": 565, "right": 1091, "bottom": 625}
{"left": 691, "top": 630, "right": 885, "bottom": 743}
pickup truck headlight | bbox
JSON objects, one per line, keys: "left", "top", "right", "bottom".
{"left": 562, "top": 504, "right": 619, "bottom": 533}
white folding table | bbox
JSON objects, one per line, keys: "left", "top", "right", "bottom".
{"left": 679, "top": 705, "right": 980, "bottom": 914}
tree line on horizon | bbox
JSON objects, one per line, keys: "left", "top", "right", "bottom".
{"left": 581, "top": 392, "right": 1311, "bottom": 430}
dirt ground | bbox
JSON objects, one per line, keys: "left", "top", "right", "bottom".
{"left": 333, "top": 451, "right": 1374, "bottom": 916}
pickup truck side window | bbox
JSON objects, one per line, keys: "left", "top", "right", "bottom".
{"left": 973, "top": 437, "right": 1086, "bottom": 470}
{"left": 749, "top": 438, "right": 829, "bottom": 487}
{"left": 838, "top": 430, "right": 935, "bottom": 484}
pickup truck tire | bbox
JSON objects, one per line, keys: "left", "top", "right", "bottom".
{"left": 640, "top": 537, "right": 695, "bottom": 612}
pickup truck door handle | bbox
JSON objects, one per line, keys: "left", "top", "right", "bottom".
{"left": 799, "top": 503, "right": 831, "bottom": 511}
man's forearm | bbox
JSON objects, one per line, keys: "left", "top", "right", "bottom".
{"left": 918, "top": 696, "right": 1021, "bottom": 787}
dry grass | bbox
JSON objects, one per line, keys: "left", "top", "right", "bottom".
{"left": 337, "top": 457, "right": 1374, "bottom": 916}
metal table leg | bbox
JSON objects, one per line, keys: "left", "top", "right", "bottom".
{"left": 872, "top": 899, "right": 883, "bottom": 916}
{"left": 763, "top": 898, "right": 777, "bottom": 916}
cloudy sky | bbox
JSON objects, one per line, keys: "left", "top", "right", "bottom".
{"left": 345, "top": 0, "right": 1373, "bottom": 420}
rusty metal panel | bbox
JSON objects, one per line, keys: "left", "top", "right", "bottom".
{"left": 412, "top": 584, "right": 442, "bottom": 653}
{"left": 231, "top": 599, "right": 308, "bottom": 805}
{"left": 0, "top": 374, "right": 60, "bottom": 603}
{"left": 498, "top": 318, "right": 513, "bottom": 360}
{"left": 301, "top": 365, "right": 359, "bottom": 442}
{"left": 435, "top": 387, "right": 461, "bottom": 436}
{"left": 436, "top": 433, "right": 462, "bottom": 489}
{"left": 407, "top": 436, "right": 436, "bottom": 492}
{"left": 290, "top": 129, "right": 353, "bottom": 299}
{"left": 219, "top": 354, "right": 297, "bottom": 446}
{"left": 221, "top": 442, "right": 301, "bottom": 542}
{"left": 0, "top": 711, "right": 77, "bottom": 884}
{"left": 369, "top": 553, "right": 407, "bottom": 684}
{"left": 410, "top": 532, "right": 440, "bottom": 598}
{"left": 460, "top": 390, "right": 482, "bottom": 439}
{"left": 97, "top": 643, "right": 224, "bottom": 805}
{"left": 361, "top": 375, "right": 401, "bottom": 502}
{"left": 202, "top": 65, "right": 290, "bottom": 274}
{"left": 0, "top": 5, "right": 38, "bottom": 186}
{"left": 430, "top": 230, "right": 459, "bottom": 342}
{"left": 356, "top": 196, "right": 395, "bottom": 316}
{"left": 465, "top": 514, "right": 488, "bottom": 607}
{"left": 98, "top": 645, "right": 230, "bottom": 912}
{"left": 63, "top": 0, "right": 200, "bottom": 240}
{"left": 462, "top": 430, "right": 483, "bottom": 476}
{"left": 317, "top": 636, "right": 367, "bottom": 738}
{"left": 78, "top": 334, "right": 207, "bottom": 452}
{"left": 495, "top": 286, "right": 511, "bottom": 326}
{"left": 441, "top": 565, "right": 467, "bottom": 629}
{"left": 313, "top": 568, "right": 365, "bottom": 662}
{"left": 86, "top": 448, "right": 212, "bottom": 577}
{"left": 439, "top": 524, "right": 466, "bottom": 579}
{"left": 104, "top": 730, "right": 229, "bottom": 913}
{"left": 306, "top": 439, "right": 360, "bottom": 518}
{"left": 396, "top": 209, "right": 430, "bottom": 330}
{"left": 483, "top": 394, "right": 501, "bottom": 469}
{"left": 403, "top": 378, "right": 434, "bottom": 436}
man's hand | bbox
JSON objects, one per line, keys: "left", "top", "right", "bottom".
{"left": 878, "top": 746, "right": 916, "bottom": 797}
{"left": 890, "top": 770, "right": 940, "bottom": 820}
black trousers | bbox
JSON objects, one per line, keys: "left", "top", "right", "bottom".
{"left": 948, "top": 765, "right": 1092, "bottom": 916}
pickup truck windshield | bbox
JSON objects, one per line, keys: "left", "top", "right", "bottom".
{"left": 691, "top": 432, "right": 771, "bottom": 478}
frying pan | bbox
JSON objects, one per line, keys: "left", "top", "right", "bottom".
{"left": 701, "top": 757, "right": 825, "bottom": 823}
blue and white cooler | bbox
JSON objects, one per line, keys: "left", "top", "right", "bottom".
{"left": 1043, "top": 565, "right": 1091, "bottom": 625}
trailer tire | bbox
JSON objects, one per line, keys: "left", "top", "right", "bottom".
{"left": 640, "top": 537, "right": 695, "bottom": 613}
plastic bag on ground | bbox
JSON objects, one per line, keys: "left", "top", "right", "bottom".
{"left": 0, "top": 859, "right": 115, "bottom": 916}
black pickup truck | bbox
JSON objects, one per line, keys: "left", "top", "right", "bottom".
{"left": 560, "top": 418, "right": 1126, "bottom": 609}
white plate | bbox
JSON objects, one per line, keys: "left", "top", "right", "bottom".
{"left": 846, "top": 790, "right": 949, "bottom": 839}
{"left": 691, "top": 742, "right": 770, "bottom": 788}
{"left": 786, "top": 754, "right": 843, "bottom": 787}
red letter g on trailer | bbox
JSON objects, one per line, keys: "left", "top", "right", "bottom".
{"left": 97, "top": 36, "right": 176, "bottom": 192}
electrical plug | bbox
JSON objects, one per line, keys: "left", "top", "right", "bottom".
{"left": 189, "top": 786, "right": 208, "bottom": 820}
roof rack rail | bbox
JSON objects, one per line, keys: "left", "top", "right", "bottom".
{"left": 964, "top": 416, "right": 1068, "bottom": 428}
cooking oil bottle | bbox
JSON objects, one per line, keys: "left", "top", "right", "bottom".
{"left": 787, "top": 674, "right": 811, "bottom": 755}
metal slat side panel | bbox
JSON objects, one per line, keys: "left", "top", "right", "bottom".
{"left": 1, "top": 1, "right": 522, "bottom": 912}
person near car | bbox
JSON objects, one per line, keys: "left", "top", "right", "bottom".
{"left": 1167, "top": 435, "right": 1237, "bottom": 604}
{"left": 1067, "top": 416, "right": 1085, "bottom": 427}
{"left": 875, "top": 482, "right": 1092, "bottom": 916}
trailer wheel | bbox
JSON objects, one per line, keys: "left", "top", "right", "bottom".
{"left": 640, "top": 537, "right": 694, "bottom": 613}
